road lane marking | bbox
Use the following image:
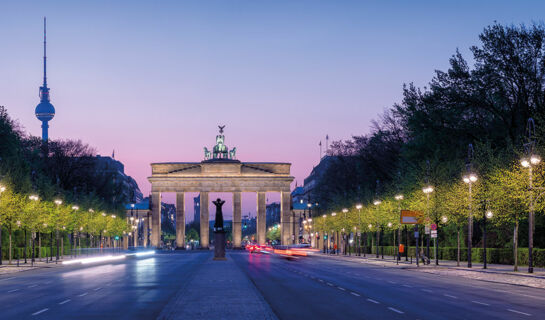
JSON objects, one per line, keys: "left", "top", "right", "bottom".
{"left": 350, "top": 292, "right": 360, "bottom": 297}
{"left": 443, "top": 294, "right": 458, "bottom": 299}
{"left": 367, "top": 298, "right": 380, "bottom": 304}
{"left": 318, "top": 279, "right": 324, "bottom": 282}
{"left": 338, "top": 287, "right": 346, "bottom": 291}
{"left": 507, "top": 309, "right": 531, "bottom": 316}
{"left": 94, "top": 287, "right": 102, "bottom": 291}
{"left": 8, "top": 289, "right": 19, "bottom": 293}
{"left": 78, "top": 292, "right": 88, "bottom": 297}
{"left": 28, "top": 284, "right": 38, "bottom": 288}
{"left": 326, "top": 282, "right": 334, "bottom": 286}
{"left": 32, "top": 308, "right": 49, "bottom": 316}
{"left": 44, "top": 281, "right": 52, "bottom": 284}
{"left": 387, "top": 281, "right": 397, "bottom": 284}
{"left": 421, "top": 289, "right": 433, "bottom": 293}
{"left": 388, "top": 307, "right": 404, "bottom": 314}
{"left": 471, "top": 301, "right": 490, "bottom": 306}
{"left": 1, "top": 277, "right": 15, "bottom": 281}
{"left": 59, "top": 299, "right": 71, "bottom": 305}
{"left": 402, "top": 284, "right": 412, "bottom": 288}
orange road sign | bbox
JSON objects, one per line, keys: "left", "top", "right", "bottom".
{"left": 400, "top": 210, "right": 423, "bottom": 224}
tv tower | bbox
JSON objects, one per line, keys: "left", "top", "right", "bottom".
{"left": 35, "top": 17, "right": 55, "bottom": 141}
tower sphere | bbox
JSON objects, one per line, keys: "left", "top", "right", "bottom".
{"left": 35, "top": 100, "right": 55, "bottom": 121}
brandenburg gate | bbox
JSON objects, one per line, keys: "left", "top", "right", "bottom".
{"left": 147, "top": 127, "right": 294, "bottom": 249}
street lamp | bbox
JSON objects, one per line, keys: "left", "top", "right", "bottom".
{"left": 521, "top": 118, "right": 540, "bottom": 273}
{"left": 28, "top": 195, "right": 39, "bottom": 264}
{"left": 342, "top": 208, "right": 349, "bottom": 255}
{"left": 483, "top": 207, "right": 493, "bottom": 270}
{"left": 54, "top": 199, "right": 63, "bottom": 262}
{"left": 0, "top": 186, "right": 5, "bottom": 265}
{"left": 355, "top": 204, "right": 362, "bottom": 256}
{"left": 463, "top": 143, "right": 477, "bottom": 268}
{"left": 373, "top": 200, "right": 381, "bottom": 258}
{"left": 394, "top": 194, "right": 403, "bottom": 263}
{"left": 422, "top": 185, "right": 434, "bottom": 265}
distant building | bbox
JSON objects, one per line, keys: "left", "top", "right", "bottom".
{"left": 303, "top": 155, "right": 335, "bottom": 201}
{"left": 266, "top": 202, "right": 280, "bottom": 227}
{"left": 94, "top": 155, "right": 143, "bottom": 203}
{"left": 193, "top": 195, "right": 200, "bottom": 223}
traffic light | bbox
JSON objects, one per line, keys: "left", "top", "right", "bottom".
{"left": 243, "top": 222, "right": 247, "bottom": 229}
{"left": 114, "top": 235, "right": 120, "bottom": 240}
{"left": 323, "top": 235, "right": 328, "bottom": 240}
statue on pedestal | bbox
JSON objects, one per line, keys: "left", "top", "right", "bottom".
{"left": 203, "top": 125, "right": 238, "bottom": 161}
{"left": 212, "top": 198, "right": 227, "bottom": 260}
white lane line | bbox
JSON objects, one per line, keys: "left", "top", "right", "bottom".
{"left": 367, "top": 298, "right": 380, "bottom": 304}
{"left": 388, "top": 307, "right": 404, "bottom": 314}
{"left": 32, "top": 308, "right": 49, "bottom": 316}
{"left": 318, "top": 279, "right": 324, "bottom": 283}
{"left": 44, "top": 281, "right": 52, "bottom": 284}
{"left": 28, "top": 284, "right": 38, "bottom": 288}
{"left": 326, "top": 282, "right": 334, "bottom": 286}
{"left": 8, "top": 289, "right": 19, "bottom": 293}
{"left": 78, "top": 292, "right": 88, "bottom": 297}
{"left": 1, "top": 277, "right": 15, "bottom": 281}
{"left": 338, "top": 287, "right": 346, "bottom": 291}
{"left": 507, "top": 309, "right": 531, "bottom": 316}
{"left": 350, "top": 292, "right": 360, "bottom": 297}
{"left": 444, "top": 294, "right": 458, "bottom": 299}
{"left": 94, "top": 287, "right": 102, "bottom": 291}
{"left": 59, "top": 299, "right": 71, "bottom": 305}
{"left": 471, "top": 300, "right": 490, "bottom": 306}
{"left": 387, "top": 281, "right": 397, "bottom": 284}
{"left": 421, "top": 289, "right": 433, "bottom": 293}
{"left": 310, "top": 276, "right": 315, "bottom": 279}
{"left": 402, "top": 284, "right": 412, "bottom": 288}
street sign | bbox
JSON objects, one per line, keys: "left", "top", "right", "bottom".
{"left": 431, "top": 230, "right": 437, "bottom": 238}
{"left": 425, "top": 226, "right": 430, "bottom": 234}
{"left": 400, "top": 210, "right": 423, "bottom": 224}
{"left": 431, "top": 223, "right": 437, "bottom": 231}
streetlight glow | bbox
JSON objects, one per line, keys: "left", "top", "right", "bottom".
{"left": 373, "top": 200, "right": 381, "bottom": 206}
{"left": 72, "top": 205, "right": 79, "bottom": 210}
{"left": 486, "top": 211, "right": 494, "bottom": 219}
{"left": 54, "top": 199, "right": 62, "bottom": 205}
{"left": 469, "top": 174, "right": 478, "bottom": 182}
{"left": 322, "top": 214, "right": 327, "bottom": 218}
{"left": 356, "top": 204, "right": 362, "bottom": 210}
{"left": 531, "top": 155, "right": 541, "bottom": 165}
{"left": 521, "top": 159, "right": 530, "bottom": 167}
{"left": 395, "top": 194, "right": 404, "bottom": 200}
{"left": 387, "top": 222, "right": 392, "bottom": 228}
{"left": 441, "top": 216, "right": 448, "bottom": 223}
{"left": 331, "top": 212, "right": 337, "bottom": 216}
{"left": 342, "top": 208, "right": 348, "bottom": 213}
{"left": 0, "top": 186, "right": 5, "bottom": 193}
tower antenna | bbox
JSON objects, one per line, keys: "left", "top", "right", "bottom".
{"left": 43, "top": 16, "right": 47, "bottom": 88}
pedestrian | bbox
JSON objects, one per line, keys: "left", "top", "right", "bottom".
{"left": 420, "top": 248, "right": 429, "bottom": 265}
{"left": 333, "top": 243, "right": 337, "bottom": 254}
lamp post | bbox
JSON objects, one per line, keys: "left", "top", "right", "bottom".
{"left": 521, "top": 118, "right": 540, "bottom": 273}
{"left": 394, "top": 195, "right": 403, "bottom": 263}
{"left": 373, "top": 200, "right": 381, "bottom": 258}
{"left": 71, "top": 206, "right": 79, "bottom": 257}
{"left": 28, "top": 195, "right": 39, "bottom": 265}
{"left": 483, "top": 207, "right": 493, "bottom": 269}
{"left": 422, "top": 186, "right": 433, "bottom": 265}
{"left": 322, "top": 214, "right": 327, "bottom": 253}
{"left": 331, "top": 212, "right": 338, "bottom": 254}
{"left": 342, "top": 208, "right": 349, "bottom": 255}
{"left": 54, "top": 199, "right": 62, "bottom": 262}
{"left": 356, "top": 204, "right": 362, "bottom": 256}
{"left": 0, "top": 185, "right": 5, "bottom": 265}
{"left": 463, "top": 144, "right": 477, "bottom": 268}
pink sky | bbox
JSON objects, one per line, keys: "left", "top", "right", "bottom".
{"left": 2, "top": 1, "right": 542, "bottom": 220}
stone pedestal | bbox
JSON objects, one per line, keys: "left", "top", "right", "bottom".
{"left": 214, "top": 232, "right": 226, "bottom": 260}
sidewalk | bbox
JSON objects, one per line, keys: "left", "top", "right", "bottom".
{"left": 318, "top": 251, "right": 545, "bottom": 289}
{"left": 158, "top": 252, "right": 277, "bottom": 320}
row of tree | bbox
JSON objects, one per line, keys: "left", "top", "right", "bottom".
{"left": 0, "top": 106, "right": 133, "bottom": 261}
{"left": 312, "top": 23, "right": 545, "bottom": 270}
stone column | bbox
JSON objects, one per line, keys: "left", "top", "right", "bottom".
{"left": 143, "top": 214, "right": 149, "bottom": 247}
{"left": 256, "top": 192, "right": 266, "bottom": 245}
{"left": 151, "top": 192, "right": 161, "bottom": 247}
{"left": 232, "top": 192, "right": 242, "bottom": 248}
{"left": 280, "top": 191, "right": 291, "bottom": 245}
{"left": 199, "top": 192, "right": 209, "bottom": 249}
{"left": 123, "top": 234, "right": 128, "bottom": 250}
{"left": 133, "top": 220, "right": 139, "bottom": 247}
{"left": 176, "top": 192, "right": 185, "bottom": 249}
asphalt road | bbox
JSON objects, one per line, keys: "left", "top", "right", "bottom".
{"left": 0, "top": 252, "right": 209, "bottom": 319}
{"left": 231, "top": 251, "right": 545, "bottom": 320}
{"left": 1, "top": 250, "right": 544, "bottom": 319}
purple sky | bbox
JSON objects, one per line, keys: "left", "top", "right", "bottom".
{"left": 2, "top": 1, "right": 543, "bottom": 221}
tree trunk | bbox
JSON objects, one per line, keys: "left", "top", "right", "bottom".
{"left": 38, "top": 233, "right": 41, "bottom": 261}
{"left": 457, "top": 229, "right": 460, "bottom": 267}
{"left": 514, "top": 220, "right": 519, "bottom": 272}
